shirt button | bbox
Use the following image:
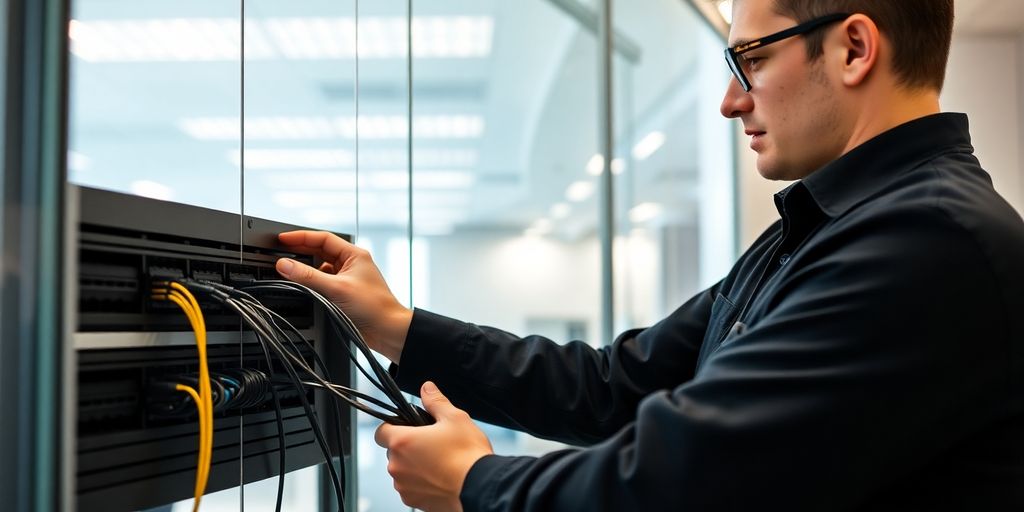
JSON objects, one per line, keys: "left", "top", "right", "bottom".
{"left": 779, "top": 253, "right": 791, "bottom": 266}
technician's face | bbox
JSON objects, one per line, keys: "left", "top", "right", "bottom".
{"left": 720, "top": 0, "right": 843, "bottom": 181}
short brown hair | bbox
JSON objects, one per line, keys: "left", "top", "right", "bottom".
{"left": 770, "top": 0, "right": 954, "bottom": 91}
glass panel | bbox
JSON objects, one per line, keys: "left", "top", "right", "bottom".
{"left": 67, "top": 0, "right": 241, "bottom": 214}
{"left": 410, "top": 0, "right": 602, "bottom": 341}
{"left": 239, "top": 0, "right": 358, "bottom": 509}
{"left": 67, "top": 2, "right": 243, "bottom": 509}
{"left": 240, "top": 0, "right": 357, "bottom": 231}
{"left": 162, "top": 466, "right": 319, "bottom": 512}
{"left": 351, "top": 2, "right": 413, "bottom": 511}
{"left": 612, "top": 0, "right": 736, "bottom": 330}
{"left": 404, "top": 0, "right": 601, "bottom": 507}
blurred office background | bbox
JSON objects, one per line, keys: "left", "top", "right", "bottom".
{"left": 60, "top": 0, "right": 1024, "bottom": 510}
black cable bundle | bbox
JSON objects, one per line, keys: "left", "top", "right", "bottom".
{"left": 173, "top": 276, "right": 436, "bottom": 512}
{"left": 242, "top": 279, "right": 433, "bottom": 427}
{"left": 173, "top": 279, "right": 346, "bottom": 512}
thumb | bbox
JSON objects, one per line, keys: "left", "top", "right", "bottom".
{"left": 420, "top": 381, "right": 457, "bottom": 419}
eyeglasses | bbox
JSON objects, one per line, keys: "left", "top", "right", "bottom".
{"left": 725, "top": 13, "right": 851, "bottom": 92}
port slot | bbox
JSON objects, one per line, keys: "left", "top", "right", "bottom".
{"left": 78, "top": 344, "right": 320, "bottom": 435}
{"left": 79, "top": 249, "right": 315, "bottom": 331}
{"left": 79, "top": 251, "right": 142, "bottom": 314}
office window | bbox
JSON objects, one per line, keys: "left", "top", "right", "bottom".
{"left": 66, "top": 0, "right": 735, "bottom": 510}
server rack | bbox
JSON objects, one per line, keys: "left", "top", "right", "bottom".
{"left": 71, "top": 185, "right": 355, "bottom": 511}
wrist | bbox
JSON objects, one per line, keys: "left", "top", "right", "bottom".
{"left": 379, "top": 307, "right": 413, "bottom": 363}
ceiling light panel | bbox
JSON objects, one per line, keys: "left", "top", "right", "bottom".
{"left": 632, "top": 131, "right": 666, "bottom": 161}
{"left": 69, "top": 18, "right": 275, "bottom": 62}
{"left": 566, "top": 181, "right": 595, "bottom": 202}
{"left": 229, "top": 149, "right": 354, "bottom": 169}
{"left": 182, "top": 115, "right": 484, "bottom": 140}
{"left": 70, "top": 16, "right": 493, "bottom": 62}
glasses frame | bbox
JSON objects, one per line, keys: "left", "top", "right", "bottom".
{"left": 725, "top": 13, "right": 852, "bottom": 92}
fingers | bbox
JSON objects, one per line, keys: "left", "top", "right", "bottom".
{"left": 275, "top": 257, "right": 336, "bottom": 292}
{"left": 278, "top": 230, "right": 358, "bottom": 267}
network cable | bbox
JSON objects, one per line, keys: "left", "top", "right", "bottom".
{"left": 165, "top": 276, "right": 437, "bottom": 512}
{"left": 151, "top": 282, "right": 213, "bottom": 512}
{"left": 178, "top": 279, "right": 347, "bottom": 512}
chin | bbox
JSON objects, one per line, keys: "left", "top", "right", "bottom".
{"left": 755, "top": 158, "right": 787, "bottom": 181}
{"left": 756, "top": 157, "right": 810, "bottom": 182}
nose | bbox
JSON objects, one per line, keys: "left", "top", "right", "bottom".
{"left": 720, "top": 77, "right": 753, "bottom": 119}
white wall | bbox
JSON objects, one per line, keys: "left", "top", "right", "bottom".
{"left": 425, "top": 233, "right": 604, "bottom": 345}
{"left": 1020, "top": 33, "right": 1024, "bottom": 206}
{"left": 736, "top": 123, "right": 786, "bottom": 250}
{"left": 942, "top": 34, "right": 1023, "bottom": 213}
{"left": 736, "top": 33, "right": 1024, "bottom": 250}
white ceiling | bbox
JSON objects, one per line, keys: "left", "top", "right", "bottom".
{"left": 955, "top": 0, "right": 1024, "bottom": 35}
{"left": 67, "top": 0, "right": 713, "bottom": 239}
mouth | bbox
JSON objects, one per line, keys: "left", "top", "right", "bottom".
{"left": 745, "top": 129, "right": 766, "bottom": 149}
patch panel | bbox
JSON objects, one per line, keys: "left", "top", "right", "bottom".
{"left": 72, "top": 185, "right": 354, "bottom": 512}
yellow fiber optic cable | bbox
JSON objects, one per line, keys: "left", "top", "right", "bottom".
{"left": 175, "top": 383, "right": 207, "bottom": 510}
{"left": 165, "top": 291, "right": 212, "bottom": 495}
{"left": 169, "top": 283, "right": 213, "bottom": 497}
{"left": 153, "top": 283, "right": 213, "bottom": 512}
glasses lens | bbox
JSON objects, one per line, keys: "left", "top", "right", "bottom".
{"left": 724, "top": 49, "right": 750, "bottom": 92}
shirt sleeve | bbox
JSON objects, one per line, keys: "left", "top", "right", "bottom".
{"left": 454, "top": 205, "right": 1011, "bottom": 511}
{"left": 391, "top": 282, "right": 720, "bottom": 445}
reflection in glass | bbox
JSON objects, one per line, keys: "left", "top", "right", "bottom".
{"left": 613, "top": 0, "right": 736, "bottom": 330}
{"left": 65, "top": 0, "right": 736, "bottom": 509}
{"left": 67, "top": 1, "right": 242, "bottom": 214}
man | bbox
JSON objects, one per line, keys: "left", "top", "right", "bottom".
{"left": 276, "top": 0, "right": 1024, "bottom": 510}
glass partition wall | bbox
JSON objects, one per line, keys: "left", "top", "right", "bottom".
{"left": 66, "top": 0, "right": 735, "bottom": 510}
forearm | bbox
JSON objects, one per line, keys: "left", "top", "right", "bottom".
{"left": 391, "top": 307, "right": 707, "bottom": 444}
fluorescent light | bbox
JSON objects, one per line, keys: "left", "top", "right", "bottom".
{"left": 377, "top": 149, "right": 477, "bottom": 168}
{"left": 182, "top": 115, "right": 483, "bottom": 140}
{"left": 130, "top": 180, "right": 174, "bottom": 200}
{"left": 632, "top": 131, "right": 666, "bottom": 161}
{"left": 69, "top": 16, "right": 492, "bottom": 62}
{"left": 414, "top": 222, "right": 455, "bottom": 236}
{"left": 611, "top": 158, "right": 626, "bottom": 175}
{"left": 359, "top": 170, "right": 475, "bottom": 190}
{"left": 273, "top": 191, "right": 357, "bottom": 208}
{"left": 69, "top": 18, "right": 275, "bottom": 62}
{"left": 717, "top": 0, "right": 734, "bottom": 24}
{"left": 586, "top": 154, "right": 604, "bottom": 176}
{"left": 412, "top": 116, "right": 485, "bottom": 138}
{"left": 411, "top": 16, "right": 494, "bottom": 58}
{"left": 586, "top": 154, "right": 625, "bottom": 175}
{"left": 550, "top": 203, "right": 570, "bottom": 219}
{"left": 409, "top": 192, "right": 470, "bottom": 208}
{"left": 230, "top": 149, "right": 354, "bottom": 169}
{"left": 262, "top": 171, "right": 357, "bottom": 190}
{"left": 629, "top": 202, "right": 663, "bottom": 223}
{"left": 413, "top": 171, "right": 475, "bottom": 189}
{"left": 566, "top": 181, "right": 595, "bottom": 202}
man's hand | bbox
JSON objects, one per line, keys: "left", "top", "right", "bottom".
{"left": 275, "top": 230, "right": 411, "bottom": 363}
{"left": 375, "top": 382, "right": 494, "bottom": 512}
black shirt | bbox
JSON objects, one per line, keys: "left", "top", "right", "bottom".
{"left": 392, "top": 113, "right": 1024, "bottom": 511}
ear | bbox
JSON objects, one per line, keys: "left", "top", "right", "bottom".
{"left": 834, "top": 14, "right": 881, "bottom": 88}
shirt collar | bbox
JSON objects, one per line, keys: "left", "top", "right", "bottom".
{"left": 792, "top": 112, "right": 974, "bottom": 218}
